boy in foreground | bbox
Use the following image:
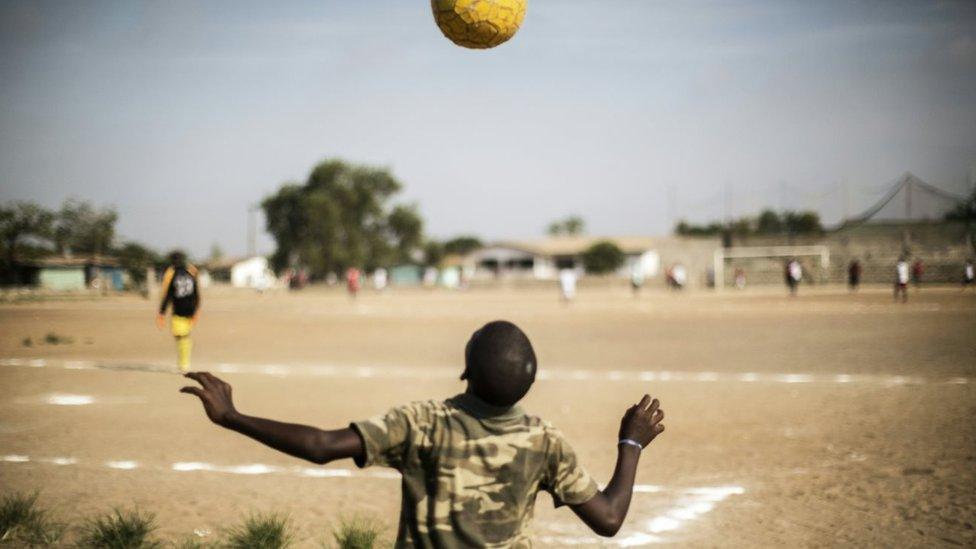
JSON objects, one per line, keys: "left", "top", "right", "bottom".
{"left": 181, "top": 321, "right": 665, "bottom": 547}
{"left": 156, "top": 251, "right": 201, "bottom": 372}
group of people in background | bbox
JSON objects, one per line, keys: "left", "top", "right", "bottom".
{"left": 846, "top": 256, "right": 975, "bottom": 302}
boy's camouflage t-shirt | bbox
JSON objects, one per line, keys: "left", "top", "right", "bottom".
{"left": 350, "top": 393, "right": 598, "bottom": 548}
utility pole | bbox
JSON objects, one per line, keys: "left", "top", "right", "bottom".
{"left": 667, "top": 184, "right": 676, "bottom": 229}
{"left": 842, "top": 178, "right": 851, "bottom": 222}
{"left": 725, "top": 181, "right": 733, "bottom": 222}
{"left": 247, "top": 204, "right": 258, "bottom": 257}
{"left": 905, "top": 176, "right": 912, "bottom": 219}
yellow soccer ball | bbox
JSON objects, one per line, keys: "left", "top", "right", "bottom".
{"left": 431, "top": 0, "right": 527, "bottom": 49}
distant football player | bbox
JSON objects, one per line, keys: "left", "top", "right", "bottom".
{"left": 346, "top": 267, "right": 362, "bottom": 299}
{"left": 156, "top": 251, "right": 201, "bottom": 373}
{"left": 847, "top": 259, "right": 862, "bottom": 292}
{"left": 785, "top": 259, "right": 802, "bottom": 296}
{"left": 894, "top": 257, "right": 909, "bottom": 303}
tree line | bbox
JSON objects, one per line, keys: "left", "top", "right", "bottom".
{"left": 675, "top": 209, "right": 824, "bottom": 238}
{"left": 0, "top": 199, "right": 160, "bottom": 286}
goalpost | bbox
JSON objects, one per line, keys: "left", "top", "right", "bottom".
{"left": 713, "top": 245, "right": 831, "bottom": 291}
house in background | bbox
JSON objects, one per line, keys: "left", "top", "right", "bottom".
{"left": 35, "top": 256, "right": 126, "bottom": 291}
{"left": 467, "top": 236, "right": 720, "bottom": 287}
{"left": 230, "top": 256, "right": 277, "bottom": 289}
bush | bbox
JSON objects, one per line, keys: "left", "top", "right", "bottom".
{"left": 0, "top": 491, "right": 64, "bottom": 546}
{"left": 79, "top": 508, "right": 161, "bottom": 548}
{"left": 331, "top": 515, "right": 386, "bottom": 549}
{"left": 581, "top": 241, "right": 625, "bottom": 275}
{"left": 225, "top": 513, "right": 292, "bottom": 549}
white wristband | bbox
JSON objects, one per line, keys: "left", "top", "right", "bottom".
{"left": 618, "top": 438, "right": 643, "bottom": 451}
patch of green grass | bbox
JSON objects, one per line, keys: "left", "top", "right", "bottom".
{"left": 43, "top": 332, "right": 73, "bottom": 345}
{"left": 79, "top": 508, "right": 161, "bottom": 548}
{"left": 0, "top": 491, "right": 65, "bottom": 546}
{"left": 225, "top": 513, "right": 292, "bottom": 549}
{"left": 331, "top": 515, "right": 386, "bottom": 549}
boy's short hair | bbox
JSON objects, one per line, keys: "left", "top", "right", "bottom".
{"left": 169, "top": 251, "right": 187, "bottom": 267}
{"left": 463, "top": 320, "right": 537, "bottom": 407}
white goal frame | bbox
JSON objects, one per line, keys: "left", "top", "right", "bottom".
{"left": 713, "top": 245, "right": 831, "bottom": 291}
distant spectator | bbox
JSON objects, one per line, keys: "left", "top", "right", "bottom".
{"left": 671, "top": 263, "right": 687, "bottom": 290}
{"left": 373, "top": 267, "right": 388, "bottom": 291}
{"left": 630, "top": 264, "right": 644, "bottom": 296}
{"left": 734, "top": 268, "right": 746, "bottom": 290}
{"left": 346, "top": 267, "right": 361, "bottom": 299}
{"left": 964, "top": 259, "right": 975, "bottom": 290}
{"left": 559, "top": 268, "right": 577, "bottom": 302}
{"left": 848, "top": 260, "right": 862, "bottom": 292}
{"left": 911, "top": 259, "right": 924, "bottom": 289}
{"left": 786, "top": 259, "right": 802, "bottom": 296}
{"left": 423, "top": 267, "right": 438, "bottom": 288}
{"left": 894, "top": 257, "right": 909, "bottom": 303}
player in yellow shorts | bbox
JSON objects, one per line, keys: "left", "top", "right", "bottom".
{"left": 156, "top": 251, "right": 201, "bottom": 372}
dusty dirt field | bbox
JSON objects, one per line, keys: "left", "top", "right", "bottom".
{"left": 1, "top": 285, "right": 974, "bottom": 547}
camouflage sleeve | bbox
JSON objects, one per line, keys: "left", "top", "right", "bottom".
{"left": 349, "top": 404, "right": 414, "bottom": 471}
{"left": 541, "top": 427, "right": 599, "bottom": 507}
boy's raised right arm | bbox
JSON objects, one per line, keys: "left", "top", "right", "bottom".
{"left": 570, "top": 395, "right": 665, "bottom": 537}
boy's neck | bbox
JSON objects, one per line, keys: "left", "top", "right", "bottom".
{"left": 454, "top": 390, "right": 524, "bottom": 420}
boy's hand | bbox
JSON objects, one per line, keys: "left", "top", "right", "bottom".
{"left": 180, "top": 372, "right": 238, "bottom": 427}
{"left": 618, "top": 395, "right": 665, "bottom": 448}
{"left": 155, "top": 313, "right": 165, "bottom": 330}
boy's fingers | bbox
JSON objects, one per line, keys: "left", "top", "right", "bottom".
{"left": 636, "top": 395, "right": 652, "bottom": 411}
{"left": 651, "top": 409, "right": 664, "bottom": 423}
{"left": 655, "top": 424, "right": 666, "bottom": 434}
{"left": 198, "top": 372, "right": 220, "bottom": 389}
{"left": 184, "top": 372, "right": 205, "bottom": 386}
{"left": 180, "top": 386, "right": 204, "bottom": 398}
{"left": 647, "top": 398, "right": 660, "bottom": 414}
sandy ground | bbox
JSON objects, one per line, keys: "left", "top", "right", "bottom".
{"left": 1, "top": 285, "right": 974, "bottom": 547}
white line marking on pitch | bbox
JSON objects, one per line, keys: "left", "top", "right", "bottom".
{"left": 43, "top": 393, "right": 96, "bottom": 406}
{"left": 2, "top": 455, "right": 740, "bottom": 544}
{"left": 540, "top": 485, "right": 745, "bottom": 546}
{"left": 2, "top": 357, "right": 970, "bottom": 387}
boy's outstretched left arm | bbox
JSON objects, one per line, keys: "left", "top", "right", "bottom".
{"left": 180, "top": 372, "right": 363, "bottom": 465}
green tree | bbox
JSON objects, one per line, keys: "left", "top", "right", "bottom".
{"left": 547, "top": 215, "right": 586, "bottom": 236}
{"left": 674, "top": 220, "right": 723, "bottom": 236}
{"left": 261, "top": 159, "right": 423, "bottom": 277}
{"left": 756, "top": 209, "right": 783, "bottom": 233}
{"left": 0, "top": 202, "right": 55, "bottom": 283}
{"left": 115, "top": 242, "right": 160, "bottom": 286}
{"left": 54, "top": 199, "right": 118, "bottom": 255}
{"left": 783, "top": 210, "right": 823, "bottom": 234}
{"left": 423, "top": 240, "right": 445, "bottom": 267}
{"left": 443, "top": 235, "right": 483, "bottom": 256}
{"left": 581, "top": 240, "right": 625, "bottom": 274}
{"left": 387, "top": 204, "right": 424, "bottom": 264}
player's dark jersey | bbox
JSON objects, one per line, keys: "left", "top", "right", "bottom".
{"left": 159, "top": 265, "right": 200, "bottom": 317}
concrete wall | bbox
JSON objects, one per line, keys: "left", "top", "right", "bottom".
{"left": 727, "top": 221, "right": 974, "bottom": 285}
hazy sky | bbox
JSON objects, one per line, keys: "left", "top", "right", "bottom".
{"left": 2, "top": 1, "right": 975, "bottom": 257}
